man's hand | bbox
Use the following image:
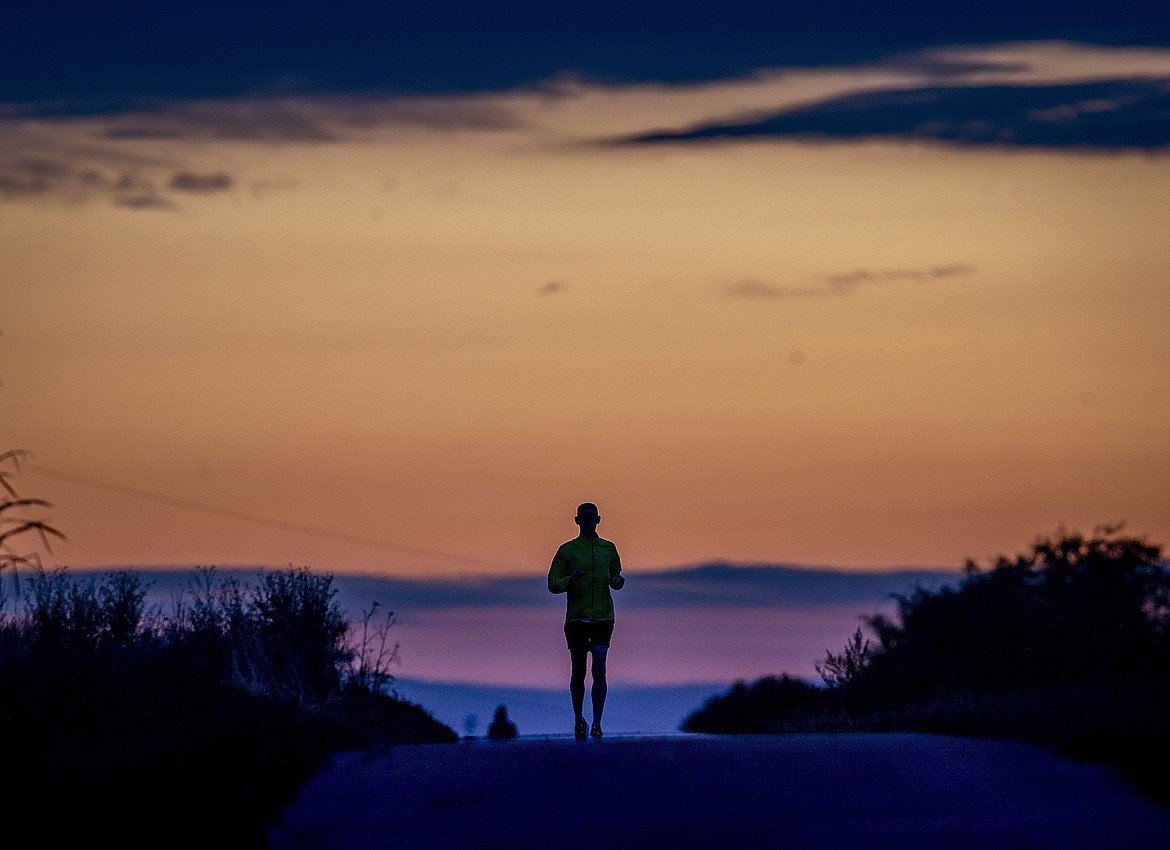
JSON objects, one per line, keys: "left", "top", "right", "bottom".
{"left": 569, "top": 569, "right": 586, "bottom": 583}
{"left": 610, "top": 575, "right": 625, "bottom": 590}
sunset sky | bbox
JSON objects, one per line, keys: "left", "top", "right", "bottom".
{"left": 4, "top": 4, "right": 1169, "bottom": 588}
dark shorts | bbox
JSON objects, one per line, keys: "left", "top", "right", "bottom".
{"left": 564, "top": 620, "right": 614, "bottom": 653}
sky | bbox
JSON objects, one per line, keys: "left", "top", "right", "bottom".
{"left": 4, "top": 4, "right": 1169, "bottom": 587}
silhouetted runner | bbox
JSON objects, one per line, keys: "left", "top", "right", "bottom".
{"left": 547, "top": 502, "right": 624, "bottom": 739}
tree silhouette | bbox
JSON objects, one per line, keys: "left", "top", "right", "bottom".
{"left": 854, "top": 524, "right": 1168, "bottom": 708}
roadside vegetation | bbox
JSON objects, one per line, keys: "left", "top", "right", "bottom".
{"left": 0, "top": 452, "right": 456, "bottom": 846}
{"left": 683, "top": 525, "right": 1170, "bottom": 805}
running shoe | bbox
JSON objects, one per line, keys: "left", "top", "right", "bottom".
{"left": 574, "top": 719, "right": 588, "bottom": 739}
{"left": 590, "top": 723, "right": 603, "bottom": 739}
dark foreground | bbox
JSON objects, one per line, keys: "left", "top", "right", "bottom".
{"left": 268, "top": 732, "right": 1170, "bottom": 849}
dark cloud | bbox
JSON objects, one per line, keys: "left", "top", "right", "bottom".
{"left": 344, "top": 99, "right": 520, "bottom": 132}
{"left": 169, "top": 171, "right": 233, "bottom": 193}
{"left": 0, "top": 156, "right": 114, "bottom": 200}
{"left": 101, "top": 101, "right": 337, "bottom": 142}
{"left": 726, "top": 279, "right": 822, "bottom": 299}
{"left": 823, "top": 264, "right": 976, "bottom": 289}
{"left": 4, "top": 2, "right": 1170, "bottom": 110}
{"left": 0, "top": 159, "right": 62, "bottom": 196}
{"left": 113, "top": 194, "right": 175, "bottom": 210}
{"left": 538, "top": 280, "right": 568, "bottom": 296}
{"left": 8, "top": 157, "right": 72, "bottom": 179}
{"left": 111, "top": 173, "right": 156, "bottom": 193}
{"left": 0, "top": 143, "right": 241, "bottom": 207}
{"left": 620, "top": 79, "right": 1170, "bottom": 151}
{"left": 89, "top": 97, "right": 521, "bottom": 143}
{"left": 727, "top": 265, "right": 974, "bottom": 300}
{"left": 0, "top": 173, "right": 47, "bottom": 196}
{"left": 0, "top": 155, "right": 148, "bottom": 202}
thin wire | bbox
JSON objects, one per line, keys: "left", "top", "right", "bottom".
{"left": 22, "top": 462, "right": 515, "bottom": 572}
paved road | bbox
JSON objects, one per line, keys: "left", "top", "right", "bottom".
{"left": 267, "top": 733, "right": 1170, "bottom": 849}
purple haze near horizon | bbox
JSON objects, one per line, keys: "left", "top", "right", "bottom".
{"left": 122, "top": 562, "right": 961, "bottom": 732}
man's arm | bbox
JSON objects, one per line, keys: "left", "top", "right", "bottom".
{"left": 548, "top": 549, "right": 584, "bottom": 594}
{"left": 609, "top": 549, "right": 624, "bottom": 590}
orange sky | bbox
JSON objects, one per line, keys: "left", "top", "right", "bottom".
{"left": 4, "top": 42, "right": 1169, "bottom": 577}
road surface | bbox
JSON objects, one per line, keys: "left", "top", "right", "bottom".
{"left": 267, "top": 732, "right": 1170, "bottom": 849}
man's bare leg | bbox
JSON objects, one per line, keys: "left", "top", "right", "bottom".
{"left": 590, "top": 645, "right": 608, "bottom": 735}
{"left": 570, "top": 647, "right": 588, "bottom": 733}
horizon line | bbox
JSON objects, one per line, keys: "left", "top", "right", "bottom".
{"left": 44, "top": 559, "right": 964, "bottom": 578}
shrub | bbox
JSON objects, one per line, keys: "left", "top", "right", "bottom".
{"left": 249, "top": 566, "right": 349, "bottom": 703}
{"left": 855, "top": 524, "right": 1168, "bottom": 707}
{"left": 681, "top": 525, "right": 1170, "bottom": 803}
{"left": 681, "top": 675, "right": 829, "bottom": 733}
{"left": 815, "top": 626, "right": 873, "bottom": 689}
{"left": 2, "top": 560, "right": 457, "bottom": 846}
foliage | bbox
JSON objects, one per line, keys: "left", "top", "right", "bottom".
{"left": 248, "top": 565, "right": 349, "bottom": 702}
{"left": 23, "top": 567, "right": 149, "bottom": 661}
{"left": 0, "top": 449, "right": 65, "bottom": 609}
{"left": 3, "top": 563, "right": 457, "bottom": 847}
{"left": 681, "top": 675, "right": 827, "bottom": 734}
{"left": 814, "top": 626, "right": 873, "bottom": 690}
{"left": 682, "top": 525, "right": 1170, "bottom": 804}
{"left": 0, "top": 452, "right": 455, "bottom": 844}
{"left": 345, "top": 600, "right": 400, "bottom": 694}
{"left": 857, "top": 524, "right": 1168, "bottom": 706}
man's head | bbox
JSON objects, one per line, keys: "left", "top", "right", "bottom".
{"left": 575, "top": 502, "right": 600, "bottom": 535}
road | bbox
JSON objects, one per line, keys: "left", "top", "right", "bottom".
{"left": 267, "top": 732, "right": 1170, "bottom": 849}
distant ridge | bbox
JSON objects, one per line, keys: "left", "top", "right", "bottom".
{"left": 81, "top": 562, "right": 962, "bottom": 616}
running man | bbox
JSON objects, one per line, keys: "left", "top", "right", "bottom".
{"left": 547, "top": 502, "right": 625, "bottom": 739}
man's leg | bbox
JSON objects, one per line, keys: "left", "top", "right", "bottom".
{"left": 569, "top": 647, "right": 588, "bottom": 727}
{"left": 590, "top": 645, "right": 608, "bottom": 732}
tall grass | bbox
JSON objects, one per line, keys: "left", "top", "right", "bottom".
{"left": 3, "top": 564, "right": 456, "bottom": 846}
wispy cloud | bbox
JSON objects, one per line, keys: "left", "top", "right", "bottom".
{"left": 0, "top": 153, "right": 188, "bottom": 211}
{"left": 0, "top": 157, "right": 71, "bottom": 197}
{"left": 726, "top": 264, "right": 975, "bottom": 300}
{"left": 88, "top": 97, "right": 522, "bottom": 143}
{"left": 618, "top": 79, "right": 1170, "bottom": 151}
{"left": 0, "top": 93, "right": 523, "bottom": 208}
{"left": 169, "top": 171, "right": 233, "bottom": 193}
{"left": 0, "top": 157, "right": 234, "bottom": 210}
{"left": 726, "top": 280, "right": 822, "bottom": 300}
{"left": 823, "top": 264, "right": 976, "bottom": 289}
{"left": 538, "top": 280, "right": 568, "bottom": 296}
{"left": 113, "top": 194, "right": 175, "bottom": 210}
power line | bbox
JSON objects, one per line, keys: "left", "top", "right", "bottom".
{"left": 22, "top": 462, "right": 515, "bottom": 572}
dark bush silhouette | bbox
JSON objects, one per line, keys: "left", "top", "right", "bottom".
{"left": 815, "top": 626, "right": 873, "bottom": 691}
{"left": 682, "top": 525, "right": 1170, "bottom": 803}
{"left": 682, "top": 675, "right": 825, "bottom": 734}
{"left": 488, "top": 704, "right": 519, "bottom": 739}
{"left": 3, "top": 563, "right": 457, "bottom": 847}
{"left": 855, "top": 524, "right": 1168, "bottom": 707}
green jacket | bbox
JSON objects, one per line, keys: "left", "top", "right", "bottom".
{"left": 547, "top": 534, "right": 623, "bottom": 623}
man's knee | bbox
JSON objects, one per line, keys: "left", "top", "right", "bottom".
{"left": 591, "top": 647, "right": 608, "bottom": 677}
